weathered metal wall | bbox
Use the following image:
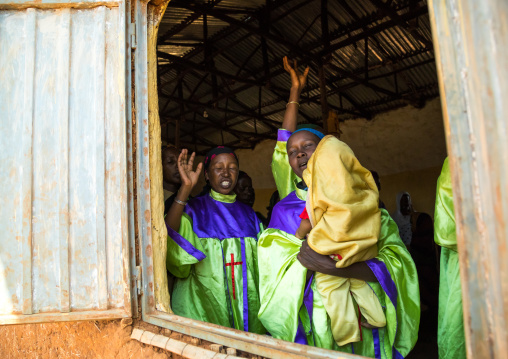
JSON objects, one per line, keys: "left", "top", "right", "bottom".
{"left": 0, "top": 3, "right": 131, "bottom": 323}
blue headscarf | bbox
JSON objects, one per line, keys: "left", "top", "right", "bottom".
{"left": 290, "top": 128, "right": 325, "bottom": 140}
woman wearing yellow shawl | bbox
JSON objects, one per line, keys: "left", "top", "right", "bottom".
{"left": 295, "top": 133, "right": 386, "bottom": 346}
{"left": 257, "top": 57, "right": 420, "bottom": 358}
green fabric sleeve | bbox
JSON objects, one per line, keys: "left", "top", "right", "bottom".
{"left": 437, "top": 248, "right": 466, "bottom": 359}
{"left": 271, "top": 137, "right": 300, "bottom": 200}
{"left": 166, "top": 213, "right": 205, "bottom": 278}
{"left": 434, "top": 158, "right": 466, "bottom": 358}
{"left": 257, "top": 228, "right": 307, "bottom": 342}
{"left": 375, "top": 209, "right": 421, "bottom": 357}
{"left": 434, "top": 157, "right": 458, "bottom": 251}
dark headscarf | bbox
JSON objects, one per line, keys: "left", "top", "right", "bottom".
{"left": 203, "top": 146, "right": 239, "bottom": 172}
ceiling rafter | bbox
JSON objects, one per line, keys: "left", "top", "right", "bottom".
{"left": 158, "top": 0, "right": 223, "bottom": 44}
{"left": 158, "top": 0, "right": 436, "bottom": 152}
{"left": 161, "top": 46, "right": 433, "bottom": 124}
{"left": 172, "top": 1, "right": 313, "bottom": 62}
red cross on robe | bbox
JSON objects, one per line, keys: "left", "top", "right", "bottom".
{"left": 225, "top": 253, "right": 243, "bottom": 299}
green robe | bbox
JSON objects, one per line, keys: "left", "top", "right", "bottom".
{"left": 166, "top": 190, "right": 265, "bottom": 334}
{"left": 258, "top": 130, "right": 420, "bottom": 357}
{"left": 434, "top": 158, "right": 466, "bottom": 359}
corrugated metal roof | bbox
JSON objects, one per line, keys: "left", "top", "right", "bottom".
{"left": 158, "top": 0, "right": 439, "bottom": 152}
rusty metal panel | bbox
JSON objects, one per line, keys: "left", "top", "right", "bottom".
{"left": 0, "top": 2, "right": 131, "bottom": 323}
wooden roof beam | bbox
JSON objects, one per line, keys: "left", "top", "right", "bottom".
{"left": 318, "top": 3, "right": 429, "bottom": 58}
{"left": 158, "top": 0, "right": 223, "bottom": 43}
{"left": 157, "top": 51, "right": 263, "bottom": 86}
{"left": 368, "top": 0, "right": 433, "bottom": 49}
{"left": 169, "top": 1, "right": 314, "bottom": 62}
{"left": 160, "top": 94, "right": 280, "bottom": 129}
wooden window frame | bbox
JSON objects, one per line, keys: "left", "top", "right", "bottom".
{"left": 134, "top": 0, "right": 508, "bottom": 358}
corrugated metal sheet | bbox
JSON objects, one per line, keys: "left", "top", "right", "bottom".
{"left": 0, "top": 4, "right": 131, "bottom": 322}
{"left": 157, "top": 0, "right": 439, "bottom": 151}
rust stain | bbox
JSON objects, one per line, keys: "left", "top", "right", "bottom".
{"left": 144, "top": 177, "right": 149, "bottom": 190}
{"left": 147, "top": 226, "right": 151, "bottom": 236}
{"left": 11, "top": 294, "right": 19, "bottom": 307}
{"left": 143, "top": 119, "right": 148, "bottom": 126}
{"left": 144, "top": 209, "right": 150, "bottom": 222}
{"left": 149, "top": 282, "right": 153, "bottom": 290}
{"left": 145, "top": 194, "right": 149, "bottom": 202}
{"left": 143, "top": 147, "right": 148, "bottom": 156}
{"left": 148, "top": 295, "right": 155, "bottom": 307}
{"left": 146, "top": 245, "right": 152, "bottom": 257}
{"left": 23, "top": 193, "right": 31, "bottom": 220}
{"left": 147, "top": 266, "right": 153, "bottom": 275}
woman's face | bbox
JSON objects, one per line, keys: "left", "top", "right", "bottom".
{"left": 205, "top": 153, "right": 239, "bottom": 195}
{"left": 234, "top": 175, "right": 255, "bottom": 207}
{"left": 400, "top": 194, "right": 412, "bottom": 215}
{"left": 287, "top": 131, "right": 321, "bottom": 178}
{"left": 162, "top": 147, "right": 181, "bottom": 186}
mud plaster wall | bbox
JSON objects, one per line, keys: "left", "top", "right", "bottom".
{"left": 0, "top": 319, "right": 254, "bottom": 359}
{"left": 225, "top": 98, "right": 447, "bottom": 217}
{"left": 0, "top": 320, "right": 169, "bottom": 359}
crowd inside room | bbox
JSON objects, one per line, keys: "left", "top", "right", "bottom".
{"left": 160, "top": 57, "right": 457, "bottom": 359}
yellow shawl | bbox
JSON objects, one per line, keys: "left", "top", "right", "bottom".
{"left": 303, "top": 135, "right": 381, "bottom": 268}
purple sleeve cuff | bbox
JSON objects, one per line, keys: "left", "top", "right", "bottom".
{"left": 166, "top": 223, "right": 206, "bottom": 261}
{"left": 277, "top": 129, "right": 292, "bottom": 142}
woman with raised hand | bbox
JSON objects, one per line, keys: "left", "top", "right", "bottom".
{"left": 165, "top": 147, "right": 265, "bottom": 334}
{"left": 257, "top": 57, "right": 420, "bottom": 357}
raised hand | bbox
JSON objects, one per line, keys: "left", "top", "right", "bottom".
{"left": 283, "top": 56, "right": 310, "bottom": 93}
{"left": 177, "top": 149, "right": 203, "bottom": 191}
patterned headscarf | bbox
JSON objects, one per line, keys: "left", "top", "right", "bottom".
{"left": 203, "top": 146, "right": 239, "bottom": 172}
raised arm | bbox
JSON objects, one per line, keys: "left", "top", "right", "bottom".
{"left": 282, "top": 56, "right": 309, "bottom": 132}
{"left": 165, "top": 149, "right": 202, "bottom": 232}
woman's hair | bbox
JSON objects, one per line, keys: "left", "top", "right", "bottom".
{"left": 237, "top": 171, "right": 250, "bottom": 180}
{"left": 203, "top": 146, "right": 239, "bottom": 172}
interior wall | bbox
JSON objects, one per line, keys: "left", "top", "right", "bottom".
{"left": 339, "top": 98, "right": 447, "bottom": 176}
{"left": 379, "top": 165, "right": 443, "bottom": 217}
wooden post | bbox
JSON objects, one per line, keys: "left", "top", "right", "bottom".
{"left": 429, "top": 0, "right": 508, "bottom": 357}
{"left": 318, "top": 62, "right": 329, "bottom": 132}
{"left": 320, "top": 0, "right": 330, "bottom": 131}
{"left": 147, "top": 0, "right": 171, "bottom": 313}
{"left": 364, "top": 36, "right": 369, "bottom": 80}
{"left": 174, "top": 120, "right": 180, "bottom": 149}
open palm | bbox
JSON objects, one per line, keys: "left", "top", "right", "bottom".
{"left": 177, "top": 149, "right": 202, "bottom": 190}
{"left": 283, "top": 56, "right": 309, "bottom": 92}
